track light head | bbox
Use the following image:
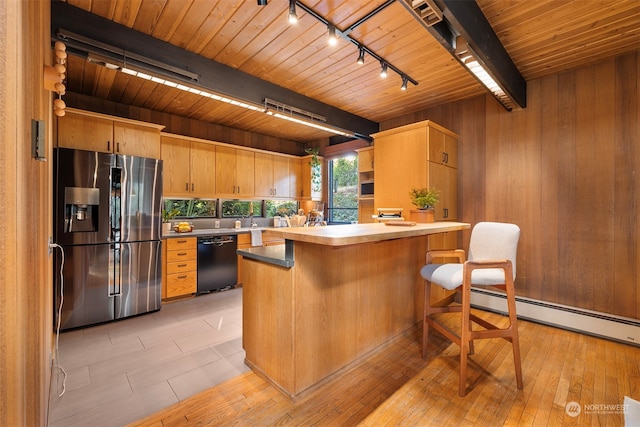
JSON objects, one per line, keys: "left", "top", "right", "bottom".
{"left": 357, "top": 47, "right": 365, "bottom": 65}
{"left": 401, "top": 76, "right": 409, "bottom": 90}
{"left": 380, "top": 62, "right": 388, "bottom": 78}
{"left": 328, "top": 25, "right": 338, "bottom": 46}
{"left": 288, "top": 0, "right": 298, "bottom": 24}
{"left": 257, "top": 0, "right": 268, "bottom": 5}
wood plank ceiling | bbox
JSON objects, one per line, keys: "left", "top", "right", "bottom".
{"left": 58, "top": 0, "right": 640, "bottom": 143}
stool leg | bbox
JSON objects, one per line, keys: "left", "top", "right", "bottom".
{"left": 459, "top": 279, "right": 472, "bottom": 396}
{"left": 422, "top": 280, "right": 431, "bottom": 359}
{"left": 505, "top": 274, "right": 523, "bottom": 390}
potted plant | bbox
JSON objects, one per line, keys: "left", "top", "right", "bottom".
{"left": 162, "top": 208, "right": 180, "bottom": 232}
{"left": 409, "top": 187, "right": 439, "bottom": 223}
{"left": 305, "top": 147, "right": 322, "bottom": 192}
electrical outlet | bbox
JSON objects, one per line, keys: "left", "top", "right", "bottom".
{"left": 48, "top": 237, "right": 54, "bottom": 256}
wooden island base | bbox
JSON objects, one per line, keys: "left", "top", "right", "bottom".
{"left": 239, "top": 222, "right": 469, "bottom": 399}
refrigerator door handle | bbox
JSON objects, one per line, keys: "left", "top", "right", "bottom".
{"left": 109, "top": 243, "right": 121, "bottom": 297}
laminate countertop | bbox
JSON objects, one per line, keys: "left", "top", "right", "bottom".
{"left": 263, "top": 221, "right": 470, "bottom": 246}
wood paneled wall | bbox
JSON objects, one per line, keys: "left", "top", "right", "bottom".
{"left": 0, "top": 1, "right": 53, "bottom": 426}
{"left": 381, "top": 51, "right": 639, "bottom": 320}
{"left": 63, "top": 92, "right": 307, "bottom": 156}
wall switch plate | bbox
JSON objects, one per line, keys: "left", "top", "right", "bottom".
{"left": 214, "top": 221, "right": 220, "bottom": 229}
{"left": 31, "top": 119, "right": 46, "bottom": 161}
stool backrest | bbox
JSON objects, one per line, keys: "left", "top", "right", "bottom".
{"left": 468, "top": 222, "right": 520, "bottom": 278}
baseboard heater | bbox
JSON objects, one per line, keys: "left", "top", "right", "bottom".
{"left": 470, "top": 288, "right": 640, "bottom": 347}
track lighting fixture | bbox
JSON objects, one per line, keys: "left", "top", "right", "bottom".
{"left": 357, "top": 47, "right": 365, "bottom": 65}
{"left": 278, "top": 1, "right": 418, "bottom": 90}
{"left": 380, "top": 62, "right": 388, "bottom": 78}
{"left": 288, "top": 0, "right": 298, "bottom": 24}
{"left": 328, "top": 25, "right": 338, "bottom": 46}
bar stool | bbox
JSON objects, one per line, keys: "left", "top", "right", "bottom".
{"left": 420, "top": 221, "right": 523, "bottom": 396}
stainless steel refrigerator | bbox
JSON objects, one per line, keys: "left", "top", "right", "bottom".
{"left": 54, "top": 148, "right": 163, "bottom": 331}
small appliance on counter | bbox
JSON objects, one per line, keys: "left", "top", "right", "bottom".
{"left": 374, "top": 208, "right": 404, "bottom": 222}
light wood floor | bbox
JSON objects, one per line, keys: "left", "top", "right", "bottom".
{"left": 130, "top": 310, "right": 640, "bottom": 426}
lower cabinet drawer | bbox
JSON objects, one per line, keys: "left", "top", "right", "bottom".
{"left": 166, "top": 270, "right": 197, "bottom": 298}
{"left": 166, "top": 260, "right": 197, "bottom": 274}
{"left": 167, "top": 248, "right": 197, "bottom": 262}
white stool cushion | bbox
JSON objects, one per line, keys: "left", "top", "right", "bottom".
{"left": 421, "top": 263, "right": 509, "bottom": 290}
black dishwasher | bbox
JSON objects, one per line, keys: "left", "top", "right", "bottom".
{"left": 197, "top": 235, "right": 237, "bottom": 294}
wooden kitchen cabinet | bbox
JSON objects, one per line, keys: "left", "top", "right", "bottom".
{"left": 161, "top": 135, "right": 216, "bottom": 198}
{"left": 289, "top": 157, "right": 301, "bottom": 200}
{"left": 255, "top": 152, "right": 290, "bottom": 198}
{"left": 356, "top": 147, "right": 375, "bottom": 223}
{"left": 57, "top": 108, "right": 163, "bottom": 158}
{"left": 358, "top": 146, "right": 374, "bottom": 173}
{"left": 215, "top": 145, "right": 255, "bottom": 197}
{"left": 374, "top": 120, "right": 459, "bottom": 305}
{"left": 163, "top": 237, "right": 197, "bottom": 299}
{"left": 373, "top": 120, "right": 458, "bottom": 222}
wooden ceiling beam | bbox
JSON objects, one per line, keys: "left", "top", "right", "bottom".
{"left": 399, "top": 0, "right": 527, "bottom": 109}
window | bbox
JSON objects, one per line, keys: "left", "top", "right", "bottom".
{"left": 220, "top": 200, "right": 261, "bottom": 218}
{"left": 165, "top": 199, "right": 299, "bottom": 219}
{"left": 164, "top": 199, "right": 217, "bottom": 218}
{"left": 327, "top": 155, "right": 358, "bottom": 224}
{"left": 265, "top": 200, "right": 298, "bottom": 217}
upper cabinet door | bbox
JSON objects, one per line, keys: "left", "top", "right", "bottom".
{"left": 160, "top": 136, "right": 191, "bottom": 197}
{"left": 114, "top": 122, "right": 161, "bottom": 159}
{"left": 272, "top": 155, "right": 290, "bottom": 198}
{"left": 254, "top": 152, "right": 273, "bottom": 197}
{"left": 235, "top": 149, "right": 255, "bottom": 197}
{"left": 189, "top": 141, "right": 216, "bottom": 197}
{"left": 215, "top": 145, "right": 237, "bottom": 196}
{"left": 57, "top": 112, "right": 113, "bottom": 153}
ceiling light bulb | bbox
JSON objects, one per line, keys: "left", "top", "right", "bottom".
{"left": 288, "top": 0, "right": 298, "bottom": 24}
{"left": 380, "top": 62, "right": 388, "bottom": 78}
{"left": 401, "top": 76, "right": 409, "bottom": 90}
{"left": 328, "top": 25, "right": 338, "bottom": 46}
{"left": 357, "top": 48, "right": 365, "bottom": 65}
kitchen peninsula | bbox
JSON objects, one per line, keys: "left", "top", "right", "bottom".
{"left": 238, "top": 221, "right": 469, "bottom": 399}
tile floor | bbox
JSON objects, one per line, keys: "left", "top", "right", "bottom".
{"left": 47, "top": 288, "right": 249, "bottom": 427}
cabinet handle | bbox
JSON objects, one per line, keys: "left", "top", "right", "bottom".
{"left": 185, "top": 182, "right": 189, "bottom": 191}
{"left": 107, "top": 141, "right": 110, "bottom": 151}
{"left": 233, "top": 185, "right": 236, "bottom": 194}
{"left": 443, "top": 208, "right": 449, "bottom": 219}
{"left": 177, "top": 264, "right": 187, "bottom": 267}
{"left": 192, "top": 183, "right": 194, "bottom": 191}
{"left": 177, "top": 252, "right": 187, "bottom": 256}
{"left": 117, "top": 142, "right": 120, "bottom": 152}
{"left": 238, "top": 186, "right": 240, "bottom": 193}
{"left": 177, "top": 275, "right": 187, "bottom": 279}
{"left": 177, "top": 240, "right": 187, "bottom": 243}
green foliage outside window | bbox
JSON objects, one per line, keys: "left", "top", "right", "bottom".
{"left": 164, "top": 199, "right": 216, "bottom": 218}
{"left": 265, "top": 200, "right": 298, "bottom": 217}
{"left": 221, "top": 200, "right": 261, "bottom": 217}
{"left": 328, "top": 156, "right": 358, "bottom": 223}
